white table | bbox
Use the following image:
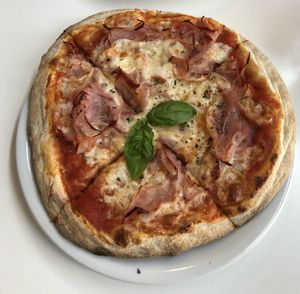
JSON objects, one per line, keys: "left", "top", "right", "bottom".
{"left": 1, "top": 0, "right": 299, "bottom": 292}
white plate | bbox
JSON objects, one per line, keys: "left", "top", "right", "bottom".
{"left": 16, "top": 99, "right": 292, "bottom": 285}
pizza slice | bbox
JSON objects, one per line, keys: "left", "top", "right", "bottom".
{"left": 59, "top": 145, "right": 234, "bottom": 257}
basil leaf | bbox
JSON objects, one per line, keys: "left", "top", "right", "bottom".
{"left": 146, "top": 101, "right": 197, "bottom": 126}
{"left": 124, "top": 119, "right": 154, "bottom": 180}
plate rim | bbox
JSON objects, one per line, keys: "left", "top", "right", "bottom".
{"left": 16, "top": 99, "right": 293, "bottom": 285}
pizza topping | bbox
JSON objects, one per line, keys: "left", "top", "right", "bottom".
{"left": 124, "top": 119, "right": 155, "bottom": 180}
{"left": 182, "top": 175, "right": 202, "bottom": 201}
{"left": 156, "top": 145, "right": 184, "bottom": 180}
{"left": 123, "top": 100, "right": 197, "bottom": 179}
{"left": 206, "top": 89, "right": 255, "bottom": 164}
{"left": 45, "top": 12, "right": 282, "bottom": 239}
{"left": 66, "top": 53, "right": 93, "bottom": 78}
{"left": 169, "top": 56, "right": 189, "bottom": 76}
{"left": 113, "top": 68, "right": 147, "bottom": 111}
{"left": 169, "top": 20, "right": 224, "bottom": 78}
{"left": 216, "top": 55, "right": 249, "bottom": 95}
{"left": 127, "top": 180, "right": 176, "bottom": 213}
{"left": 238, "top": 96, "right": 273, "bottom": 125}
{"left": 214, "top": 163, "right": 246, "bottom": 205}
{"left": 107, "top": 23, "right": 162, "bottom": 45}
{"left": 146, "top": 101, "right": 197, "bottom": 126}
{"left": 127, "top": 146, "right": 183, "bottom": 213}
{"left": 126, "top": 145, "right": 209, "bottom": 218}
{"left": 72, "top": 83, "right": 122, "bottom": 138}
{"left": 169, "top": 19, "right": 221, "bottom": 54}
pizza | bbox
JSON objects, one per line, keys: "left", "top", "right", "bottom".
{"left": 28, "top": 9, "right": 295, "bottom": 258}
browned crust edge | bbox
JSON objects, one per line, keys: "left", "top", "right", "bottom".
{"left": 228, "top": 39, "right": 296, "bottom": 226}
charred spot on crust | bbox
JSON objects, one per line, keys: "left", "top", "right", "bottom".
{"left": 131, "top": 235, "right": 141, "bottom": 245}
{"left": 221, "top": 207, "right": 232, "bottom": 216}
{"left": 270, "top": 153, "right": 278, "bottom": 165}
{"left": 255, "top": 176, "right": 267, "bottom": 190}
{"left": 178, "top": 223, "right": 191, "bottom": 233}
{"left": 114, "top": 227, "right": 128, "bottom": 247}
{"left": 237, "top": 206, "right": 247, "bottom": 213}
{"left": 51, "top": 215, "right": 59, "bottom": 224}
{"left": 161, "top": 214, "right": 178, "bottom": 229}
{"left": 227, "top": 185, "right": 238, "bottom": 202}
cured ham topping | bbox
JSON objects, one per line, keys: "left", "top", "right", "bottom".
{"left": 65, "top": 53, "right": 92, "bottom": 78}
{"left": 169, "top": 20, "right": 223, "bottom": 77}
{"left": 216, "top": 53, "right": 250, "bottom": 95}
{"left": 73, "top": 18, "right": 225, "bottom": 78}
{"left": 206, "top": 90, "right": 255, "bottom": 164}
{"left": 127, "top": 181, "right": 176, "bottom": 213}
{"left": 72, "top": 83, "right": 122, "bottom": 137}
{"left": 48, "top": 12, "right": 281, "bottom": 236}
{"left": 113, "top": 68, "right": 147, "bottom": 111}
{"left": 127, "top": 147, "right": 183, "bottom": 213}
{"left": 127, "top": 145, "right": 203, "bottom": 214}
{"left": 73, "top": 22, "right": 164, "bottom": 55}
{"left": 69, "top": 83, "right": 125, "bottom": 153}
{"left": 106, "top": 22, "right": 162, "bottom": 45}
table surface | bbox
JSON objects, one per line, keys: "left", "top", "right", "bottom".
{"left": 1, "top": 0, "right": 299, "bottom": 293}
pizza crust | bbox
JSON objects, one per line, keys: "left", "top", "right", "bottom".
{"left": 229, "top": 40, "right": 295, "bottom": 226}
{"left": 28, "top": 9, "right": 295, "bottom": 257}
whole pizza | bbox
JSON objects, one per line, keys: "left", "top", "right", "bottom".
{"left": 28, "top": 9, "right": 295, "bottom": 257}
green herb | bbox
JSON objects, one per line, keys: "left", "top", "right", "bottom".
{"left": 124, "top": 101, "right": 197, "bottom": 179}
{"left": 124, "top": 119, "right": 154, "bottom": 180}
{"left": 146, "top": 101, "right": 197, "bottom": 126}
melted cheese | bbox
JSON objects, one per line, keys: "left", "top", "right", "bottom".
{"left": 206, "top": 42, "right": 232, "bottom": 63}
{"left": 101, "top": 159, "right": 140, "bottom": 211}
{"left": 84, "top": 146, "right": 118, "bottom": 166}
{"left": 100, "top": 39, "right": 185, "bottom": 81}
{"left": 81, "top": 38, "right": 235, "bottom": 215}
{"left": 100, "top": 39, "right": 230, "bottom": 111}
{"left": 82, "top": 39, "right": 232, "bottom": 170}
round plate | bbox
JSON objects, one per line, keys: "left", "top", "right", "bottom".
{"left": 16, "top": 100, "right": 292, "bottom": 285}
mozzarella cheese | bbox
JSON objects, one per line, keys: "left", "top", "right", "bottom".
{"left": 56, "top": 38, "right": 237, "bottom": 222}
{"left": 99, "top": 39, "right": 231, "bottom": 113}
{"left": 81, "top": 39, "right": 232, "bottom": 170}
{"left": 100, "top": 39, "right": 186, "bottom": 81}
{"left": 100, "top": 160, "right": 140, "bottom": 211}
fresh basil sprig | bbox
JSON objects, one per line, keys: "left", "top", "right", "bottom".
{"left": 125, "top": 101, "right": 197, "bottom": 180}
{"left": 146, "top": 101, "right": 197, "bottom": 126}
{"left": 124, "top": 119, "right": 154, "bottom": 180}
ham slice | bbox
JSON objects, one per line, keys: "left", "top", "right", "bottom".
{"left": 206, "top": 90, "right": 255, "bottom": 164}
{"left": 113, "top": 68, "right": 147, "bottom": 111}
{"left": 74, "top": 19, "right": 223, "bottom": 79}
{"left": 216, "top": 55, "right": 250, "bottom": 95}
{"left": 98, "top": 22, "right": 163, "bottom": 53}
{"left": 127, "top": 145, "right": 202, "bottom": 214}
{"left": 128, "top": 181, "right": 176, "bottom": 213}
{"left": 169, "top": 56, "right": 189, "bottom": 76}
{"left": 72, "top": 83, "right": 121, "bottom": 136}
{"left": 71, "top": 83, "right": 123, "bottom": 152}
{"left": 182, "top": 176, "right": 201, "bottom": 201}
{"left": 126, "top": 146, "right": 183, "bottom": 213}
{"left": 158, "top": 147, "right": 182, "bottom": 176}
{"left": 169, "top": 20, "right": 223, "bottom": 78}
{"left": 65, "top": 54, "right": 92, "bottom": 78}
